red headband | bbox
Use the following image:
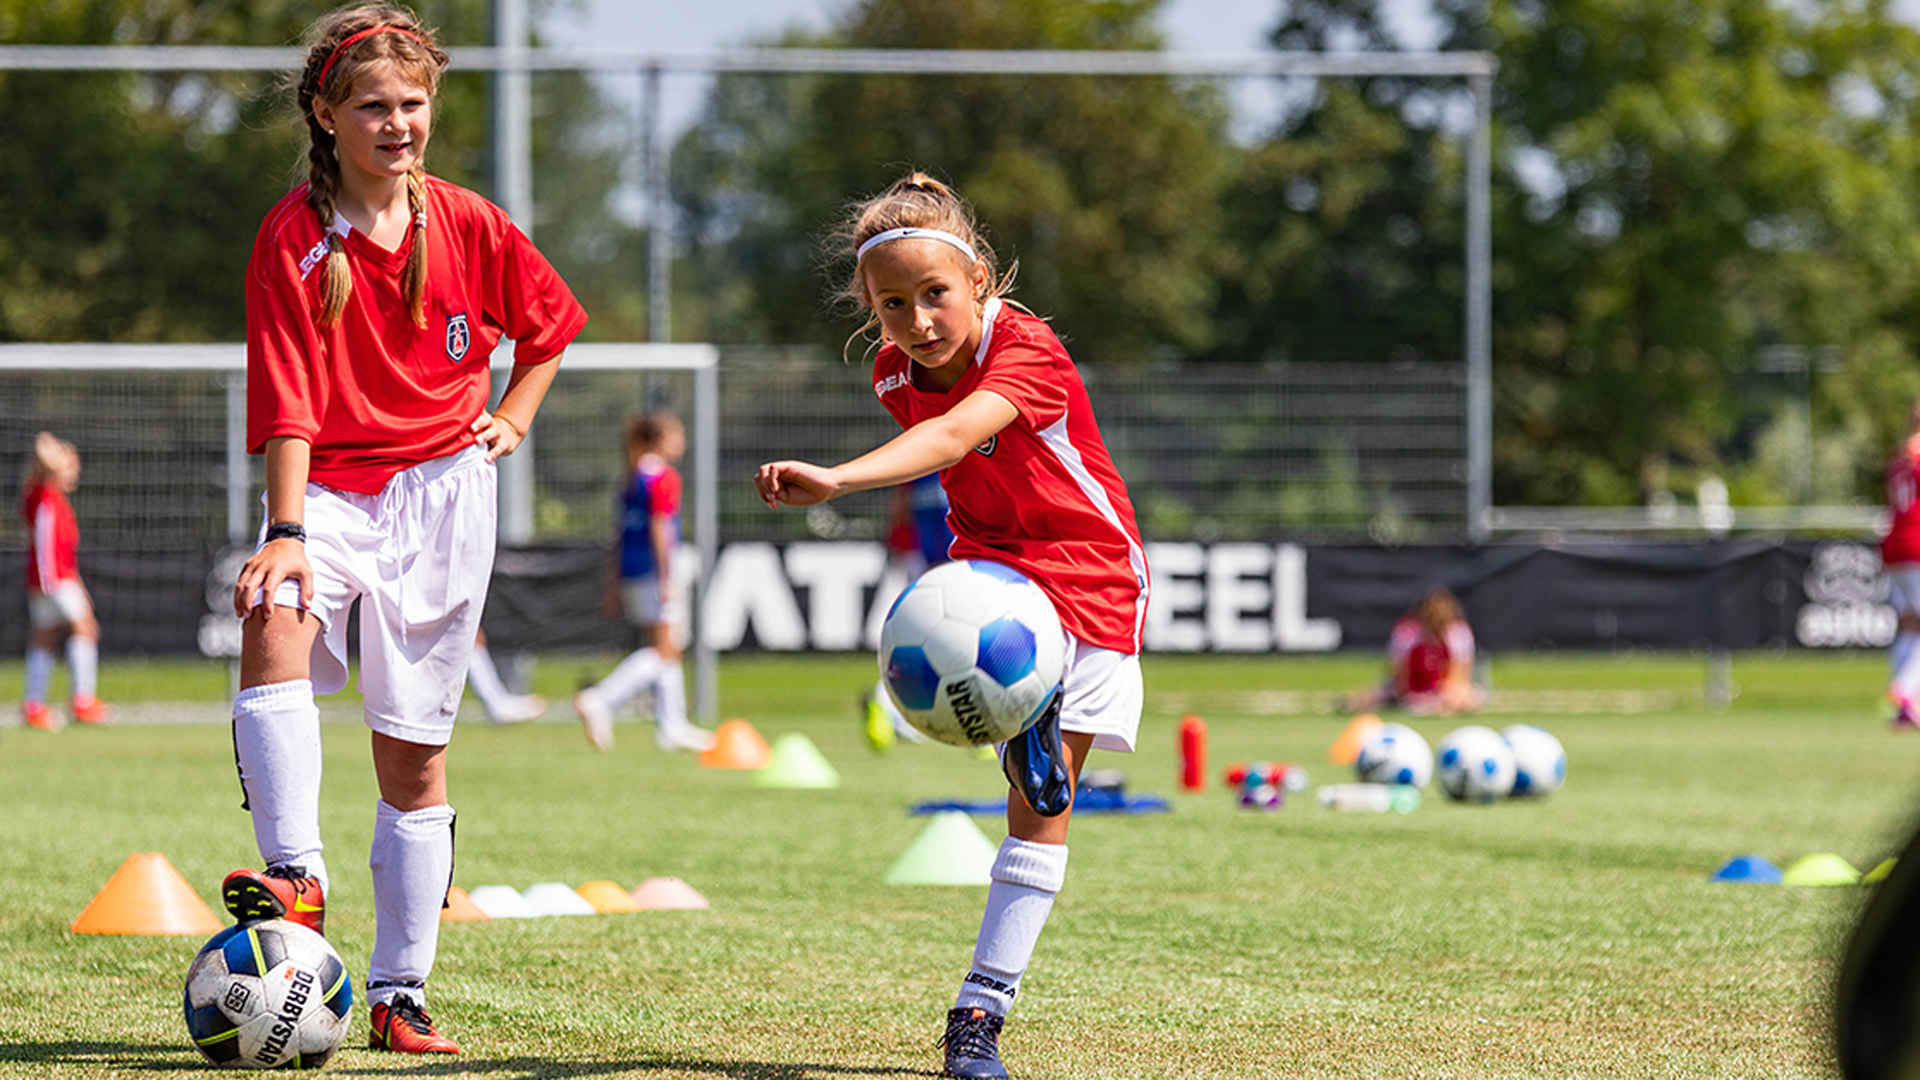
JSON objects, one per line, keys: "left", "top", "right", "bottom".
{"left": 317, "top": 25, "right": 427, "bottom": 91}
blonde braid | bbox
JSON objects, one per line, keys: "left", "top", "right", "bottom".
{"left": 403, "top": 169, "right": 429, "bottom": 327}
{"left": 305, "top": 127, "right": 353, "bottom": 328}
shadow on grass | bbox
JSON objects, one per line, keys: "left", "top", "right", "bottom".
{"left": 0, "top": 1042, "right": 942, "bottom": 1078}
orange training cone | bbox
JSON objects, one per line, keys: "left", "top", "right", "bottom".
{"left": 71, "top": 853, "right": 224, "bottom": 936}
{"left": 440, "top": 885, "right": 492, "bottom": 922}
{"left": 699, "top": 719, "right": 773, "bottom": 770}
{"left": 1328, "top": 713, "right": 1384, "bottom": 766}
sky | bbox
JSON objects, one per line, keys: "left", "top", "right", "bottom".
{"left": 534, "top": 0, "right": 1447, "bottom": 140}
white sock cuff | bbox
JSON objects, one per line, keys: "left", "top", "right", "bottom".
{"left": 235, "top": 679, "right": 315, "bottom": 712}
{"left": 375, "top": 799, "right": 456, "bottom": 829}
{"left": 992, "top": 837, "right": 1068, "bottom": 893}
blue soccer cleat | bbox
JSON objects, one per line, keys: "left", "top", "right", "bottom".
{"left": 940, "top": 1006, "right": 1008, "bottom": 1079}
{"left": 1002, "top": 688, "right": 1070, "bottom": 817}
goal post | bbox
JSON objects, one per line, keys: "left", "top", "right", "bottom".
{"left": 0, "top": 341, "right": 722, "bottom": 722}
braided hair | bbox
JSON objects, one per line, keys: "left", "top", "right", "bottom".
{"left": 293, "top": 4, "right": 450, "bottom": 329}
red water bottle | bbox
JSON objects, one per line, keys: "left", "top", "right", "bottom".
{"left": 1179, "top": 714, "right": 1207, "bottom": 792}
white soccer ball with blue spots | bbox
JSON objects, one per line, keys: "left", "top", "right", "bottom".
{"left": 1354, "top": 722, "right": 1433, "bottom": 788}
{"left": 879, "top": 559, "right": 1066, "bottom": 747}
{"left": 1501, "top": 723, "right": 1567, "bottom": 798}
{"left": 1436, "top": 725, "right": 1517, "bottom": 803}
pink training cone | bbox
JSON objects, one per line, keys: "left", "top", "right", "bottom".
{"left": 631, "top": 877, "right": 710, "bottom": 910}
{"left": 71, "top": 853, "right": 224, "bottom": 936}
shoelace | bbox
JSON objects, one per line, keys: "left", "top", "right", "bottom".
{"left": 385, "top": 997, "right": 437, "bottom": 1036}
{"left": 938, "top": 1011, "right": 1002, "bottom": 1058}
{"left": 264, "top": 865, "right": 316, "bottom": 901}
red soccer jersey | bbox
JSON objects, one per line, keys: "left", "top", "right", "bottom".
{"left": 246, "top": 177, "right": 587, "bottom": 494}
{"left": 20, "top": 479, "right": 78, "bottom": 595}
{"left": 873, "top": 298, "right": 1149, "bottom": 653}
{"left": 1886, "top": 441, "right": 1920, "bottom": 566}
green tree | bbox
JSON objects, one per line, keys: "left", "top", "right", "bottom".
{"left": 0, "top": 0, "right": 638, "bottom": 342}
{"left": 671, "top": 0, "right": 1234, "bottom": 363}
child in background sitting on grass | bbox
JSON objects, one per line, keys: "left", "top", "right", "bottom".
{"left": 19, "top": 431, "right": 109, "bottom": 729}
{"left": 754, "top": 172, "right": 1149, "bottom": 1080}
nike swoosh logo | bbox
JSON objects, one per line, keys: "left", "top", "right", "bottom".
{"left": 292, "top": 898, "right": 324, "bottom": 912}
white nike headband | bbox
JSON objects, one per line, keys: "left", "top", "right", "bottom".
{"left": 856, "top": 226, "right": 979, "bottom": 264}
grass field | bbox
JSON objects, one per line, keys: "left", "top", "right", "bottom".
{"left": 1, "top": 650, "right": 1916, "bottom": 1078}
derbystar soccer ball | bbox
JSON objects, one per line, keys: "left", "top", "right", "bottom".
{"left": 879, "top": 559, "right": 1066, "bottom": 746}
{"left": 1354, "top": 722, "right": 1433, "bottom": 788}
{"left": 183, "top": 919, "right": 352, "bottom": 1069}
{"left": 1502, "top": 723, "right": 1567, "bottom": 798}
{"left": 1437, "top": 725, "right": 1518, "bottom": 803}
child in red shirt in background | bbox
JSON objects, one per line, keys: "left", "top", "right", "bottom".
{"left": 1346, "top": 586, "right": 1483, "bottom": 715}
{"left": 1882, "top": 400, "right": 1920, "bottom": 729}
{"left": 19, "top": 431, "right": 108, "bottom": 729}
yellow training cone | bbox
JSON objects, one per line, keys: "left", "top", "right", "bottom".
{"left": 71, "top": 853, "right": 223, "bottom": 936}
{"left": 1864, "top": 858, "right": 1898, "bottom": 884}
{"left": 577, "top": 880, "right": 643, "bottom": 913}
{"left": 1782, "top": 853, "right": 1861, "bottom": 887}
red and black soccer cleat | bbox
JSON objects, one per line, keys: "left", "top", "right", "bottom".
{"left": 368, "top": 995, "right": 460, "bottom": 1054}
{"left": 222, "top": 865, "right": 326, "bottom": 935}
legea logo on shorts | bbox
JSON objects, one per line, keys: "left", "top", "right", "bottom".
{"left": 446, "top": 312, "right": 472, "bottom": 362}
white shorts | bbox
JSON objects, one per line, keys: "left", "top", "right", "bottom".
{"left": 262, "top": 446, "right": 496, "bottom": 746}
{"left": 1053, "top": 635, "right": 1143, "bottom": 754}
{"left": 620, "top": 573, "right": 685, "bottom": 629}
{"left": 1890, "top": 564, "right": 1920, "bottom": 620}
{"left": 28, "top": 579, "right": 90, "bottom": 631}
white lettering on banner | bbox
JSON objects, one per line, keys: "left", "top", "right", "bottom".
{"left": 1143, "top": 543, "right": 1207, "bottom": 651}
{"left": 695, "top": 540, "right": 1344, "bottom": 653}
{"left": 785, "top": 543, "right": 886, "bottom": 651}
{"left": 1796, "top": 542, "right": 1896, "bottom": 648}
{"left": 702, "top": 543, "right": 807, "bottom": 650}
{"left": 1274, "top": 543, "right": 1343, "bottom": 651}
{"left": 1207, "top": 544, "right": 1274, "bottom": 651}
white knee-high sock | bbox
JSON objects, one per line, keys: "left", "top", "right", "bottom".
{"left": 465, "top": 644, "right": 512, "bottom": 716}
{"left": 954, "top": 837, "right": 1069, "bottom": 1017}
{"left": 656, "top": 659, "right": 688, "bottom": 730}
{"left": 231, "top": 680, "right": 329, "bottom": 894}
{"left": 66, "top": 636, "right": 97, "bottom": 699}
{"left": 595, "top": 647, "right": 662, "bottom": 711}
{"left": 1894, "top": 634, "right": 1920, "bottom": 701}
{"left": 367, "top": 800, "right": 455, "bottom": 1009}
{"left": 24, "top": 646, "right": 53, "bottom": 703}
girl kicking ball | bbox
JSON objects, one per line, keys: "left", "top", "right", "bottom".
{"left": 226, "top": 2, "right": 584, "bottom": 1054}
{"left": 755, "top": 172, "right": 1148, "bottom": 1079}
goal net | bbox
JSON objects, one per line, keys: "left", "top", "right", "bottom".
{"left": 0, "top": 342, "right": 720, "bottom": 718}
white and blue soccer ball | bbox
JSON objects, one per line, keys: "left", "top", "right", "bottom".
{"left": 1437, "top": 725, "right": 1517, "bottom": 803}
{"left": 1355, "top": 722, "right": 1433, "bottom": 788}
{"left": 1502, "top": 723, "right": 1567, "bottom": 798}
{"left": 879, "top": 559, "right": 1066, "bottom": 747}
{"left": 183, "top": 919, "right": 352, "bottom": 1069}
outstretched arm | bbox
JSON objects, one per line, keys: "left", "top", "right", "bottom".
{"left": 755, "top": 390, "right": 1016, "bottom": 509}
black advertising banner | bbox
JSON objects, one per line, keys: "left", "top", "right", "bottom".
{"left": 0, "top": 539, "right": 1895, "bottom": 657}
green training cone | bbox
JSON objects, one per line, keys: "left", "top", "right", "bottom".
{"left": 1865, "top": 857, "right": 1898, "bottom": 884}
{"left": 1782, "top": 852, "right": 1861, "bottom": 887}
{"left": 883, "top": 811, "right": 1000, "bottom": 886}
{"left": 750, "top": 732, "right": 841, "bottom": 789}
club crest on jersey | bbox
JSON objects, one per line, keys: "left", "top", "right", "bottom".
{"left": 445, "top": 313, "right": 472, "bottom": 362}
{"left": 975, "top": 435, "right": 998, "bottom": 457}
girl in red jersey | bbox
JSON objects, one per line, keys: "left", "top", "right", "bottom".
{"left": 18, "top": 432, "right": 109, "bottom": 729}
{"left": 755, "top": 173, "right": 1148, "bottom": 1080}
{"left": 226, "top": 3, "right": 584, "bottom": 1054}
{"left": 1344, "top": 586, "right": 1483, "bottom": 716}
{"left": 1884, "top": 401, "right": 1920, "bottom": 729}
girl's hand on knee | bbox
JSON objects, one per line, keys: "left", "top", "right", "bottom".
{"left": 234, "top": 542, "right": 313, "bottom": 618}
